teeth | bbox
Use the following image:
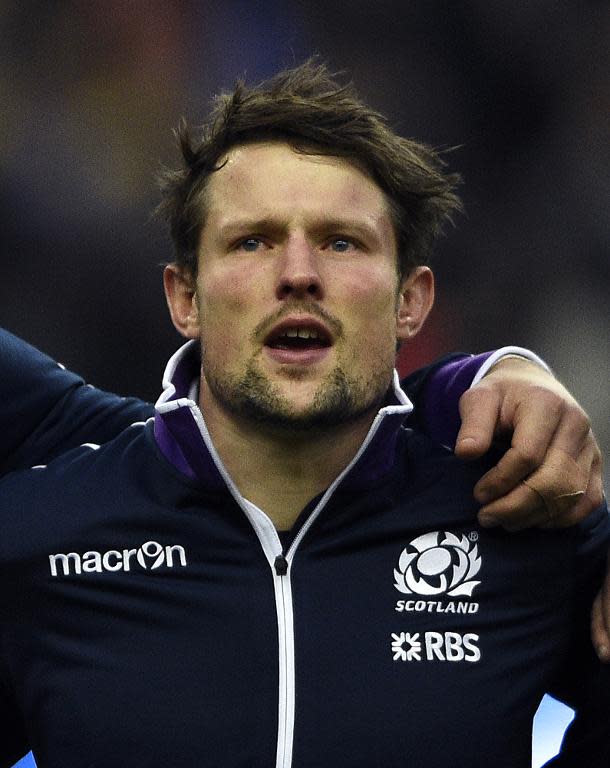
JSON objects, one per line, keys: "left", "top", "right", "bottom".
{"left": 279, "top": 328, "right": 320, "bottom": 340}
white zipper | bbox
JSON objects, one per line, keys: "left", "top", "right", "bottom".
{"left": 273, "top": 555, "right": 295, "bottom": 768}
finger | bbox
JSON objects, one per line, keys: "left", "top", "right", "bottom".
{"left": 525, "top": 445, "right": 592, "bottom": 522}
{"left": 523, "top": 407, "right": 591, "bottom": 525}
{"left": 591, "top": 593, "right": 610, "bottom": 662}
{"left": 474, "top": 393, "right": 591, "bottom": 504}
{"left": 592, "top": 556, "right": 610, "bottom": 663}
{"left": 478, "top": 446, "right": 590, "bottom": 529}
{"left": 454, "top": 387, "right": 501, "bottom": 460}
{"left": 474, "top": 440, "right": 551, "bottom": 505}
{"left": 477, "top": 483, "right": 544, "bottom": 531}
{"left": 536, "top": 403, "right": 591, "bottom": 461}
{"left": 475, "top": 434, "right": 589, "bottom": 512}
{"left": 473, "top": 396, "right": 565, "bottom": 504}
{"left": 539, "top": 447, "right": 603, "bottom": 529}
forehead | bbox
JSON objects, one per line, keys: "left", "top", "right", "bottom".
{"left": 203, "top": 141, "right": 393, "bottom": 234}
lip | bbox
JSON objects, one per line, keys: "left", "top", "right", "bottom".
{"left": 262, "top": 314, "right": 334, "bottom": 367}
{"left": 264, "top": 346, "right": 331, "bottom": 366}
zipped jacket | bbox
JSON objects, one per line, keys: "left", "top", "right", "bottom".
{"left": 0, "top": 337, "right": 607, "bottom": 767}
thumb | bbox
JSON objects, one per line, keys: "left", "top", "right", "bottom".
{"left": 455, "top": 386, "right": 501, "bottom": 460}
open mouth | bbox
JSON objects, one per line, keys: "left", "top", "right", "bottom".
{"left": 264, "top": 319, "right": 333, "bottom": 357}
{"left": 266, "top": 327, "right": 331, "bottom": 351}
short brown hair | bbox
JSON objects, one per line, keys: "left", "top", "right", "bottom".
{"left": 157, "top": 60, "right": 461, "bottom": 279}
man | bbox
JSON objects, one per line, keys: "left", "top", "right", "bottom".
{"left": 1, "top": 62, "right": 608, "bottom": 767}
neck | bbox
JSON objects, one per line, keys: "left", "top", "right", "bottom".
{"left": 199, "top": 389, "right": 379, "bottom": 531}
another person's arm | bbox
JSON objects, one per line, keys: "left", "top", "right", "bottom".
{"left": 0, "top": 328, "right": 153, "bottom": 474}
{"left": 405, "top": 349, "right": 603, "bottom": 531}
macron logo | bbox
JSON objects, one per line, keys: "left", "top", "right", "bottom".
{"left": 48, "top": 540, "right": 187, "bottom": 577}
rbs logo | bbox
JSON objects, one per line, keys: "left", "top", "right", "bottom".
{"left": 391, "top": 631, "right": 480, "bottom": 663}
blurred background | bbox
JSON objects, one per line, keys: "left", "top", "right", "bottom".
{"left": 1, "top": 1, "right": 607, "bottom": 766}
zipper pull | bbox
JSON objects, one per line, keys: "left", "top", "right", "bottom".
{"left": 274, "top": 554, "right": 288, "bottom": 576}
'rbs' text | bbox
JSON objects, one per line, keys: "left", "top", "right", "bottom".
{"left": 391, "top": 631, "right": 481, "bottom": 662}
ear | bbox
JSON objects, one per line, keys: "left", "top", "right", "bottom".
{"left": 395, "top": 266, "right": 435, "bottom": 342}
{"left": 163, "top": 264, "right": 200, "bottom": 339}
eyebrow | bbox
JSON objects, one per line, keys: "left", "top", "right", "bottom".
{"left": 216, "top": 217, "right": 286, "bottom": 239}
{"left": 215, "top": 216, "right": 386, "bottom": 245}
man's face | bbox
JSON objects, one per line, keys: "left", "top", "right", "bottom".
{"left": 173, "top": 141, "right": 429, "bottom": 431}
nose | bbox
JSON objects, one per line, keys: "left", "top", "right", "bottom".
{"left": 275, "top": 235, "right": 324, "bottom": 300}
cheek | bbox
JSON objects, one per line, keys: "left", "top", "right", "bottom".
{"left": 199, "top": 259, "right": 271, "bottom": 308}
{"left": 330, "top": 265, "right": 399, "bottom": 331}
{"left": 196, "top": 266, "right": 266, "bottom": 362}
{"left": 330, "top": 266, "right": 400, "bottom": 373}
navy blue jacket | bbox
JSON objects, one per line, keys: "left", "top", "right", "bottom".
{"left": 1, "top": 338, "right": 608, "bottom": 767}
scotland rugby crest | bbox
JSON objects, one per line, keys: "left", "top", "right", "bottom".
{"left": 393, "top": 531, "right": 481, "bottom": 598}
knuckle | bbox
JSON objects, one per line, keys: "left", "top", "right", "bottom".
{"left": 511, "top": 445, "right": 542, "bottom": 473}
{"left": 481, "top": 472, "right": 502, "bottom": 492}
{"left": 563, "top": 407, "right": 592, "bottom": 443}
{"left": 528, "top": 386, "right": 563, "bottom": 413}
{"left": 565, "top": 400, "right": 591, "bottom": 427}
{"left": 459, "top": 386, "right": 488, "bottom": 414}
{"left": 484, "top": 469, "right": 513, "bottom": 494}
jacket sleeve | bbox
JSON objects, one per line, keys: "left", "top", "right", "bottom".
{"left": 543, "top": 504, "right": 610, "bottom": 766}
{"left": 401, "top": 352, "right": 493, "bottom": 447}
{"left": 0, "top": 328, "right": 153, "bottom": 474}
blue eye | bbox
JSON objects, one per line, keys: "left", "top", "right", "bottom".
{"left": 330, "top": 238, "right": 352, "bottom": 252}
{"left": 239, "top": 238, "right": 263, "bottom": 252}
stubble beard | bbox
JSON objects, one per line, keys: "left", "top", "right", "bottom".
{"left": 202, "top": 353, "right": 394, "bottom": 434}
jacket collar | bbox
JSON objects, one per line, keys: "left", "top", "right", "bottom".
{"left": 153, "top": 341, "right": 414, "bottom": 492}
